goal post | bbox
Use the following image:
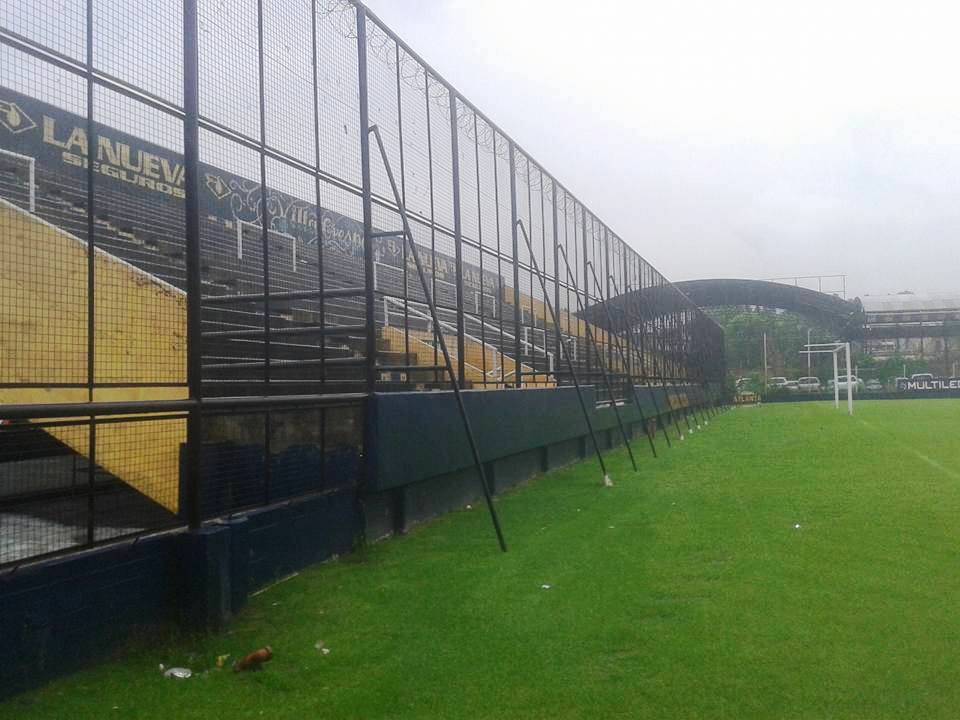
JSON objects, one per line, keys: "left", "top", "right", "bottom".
{"left": 0, "top": 147, "right": 36, "bottom": 212}
{"left": 236, "top": 219, "right": 298, "bottom": 272}
{"left": 801, "top": 341, "right": 854, "bottom": 416}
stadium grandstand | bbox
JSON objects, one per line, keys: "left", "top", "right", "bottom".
{"left": 0, "top": 87, "right": 658, "bottom": 397}
{"left": 0, "top": 1, "right": 723, "bottom": 571}
{"left": 0, "top": 3, "right": 731, "bottom": 697}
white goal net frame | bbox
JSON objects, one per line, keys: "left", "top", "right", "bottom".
{"left": 801, "top": 341, "right": 854, "bottom": 416}
{"left": 0, "top": 147, "right": 36, "bottom": 212}
{"left": 236, "top": 219, "right": 299, "bottom": 273}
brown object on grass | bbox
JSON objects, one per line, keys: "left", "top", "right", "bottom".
{"left": 233, "top": 646, "right": 273, "bottom": 672}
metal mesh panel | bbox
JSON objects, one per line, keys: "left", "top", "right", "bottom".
{"left": 0, "top": 0, "right": 723, "bottom": 567}
{"left": 0, "top": 416, "right": 182, "bottom": 566}
{"left": 95, "top": 0, "right": 184, "bottom": 106}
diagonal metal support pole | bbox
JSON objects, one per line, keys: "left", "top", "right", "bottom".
{"left": 678, "top": 343, "right": 704, "bottom": 429}
{"left": 665, "top": 384, "right": 684, "bottom": 440}
{"left": 680, "top": 374, "right": 704, "bottom": 430}
{"left": 600, "top": 278, "right": 664, "bottom": 453}
{"left": 657, "top": 325, "right": 685, "bottom": 441}
{"left": 697, "top": 345, "right": 714, "bottom": 420}
{"left": 618, "top": 278, "right": 672, "bottom": 449}
{"left": 581, "top": 259, "right": 661, "bottom": 458}
{"left": 664, "top": 317, "right": 695, "bottom": 436}
{"left": 671, "top": 378, "right": 695, "bottom": 434}
{"left": 538, "top": 243, "right": 639, "bottom": 471}
{"left": 686, "top": 341, "right": 708, "bottom": 428}
{"left": 688, "top": 338, "right": 709, "bottom": 424}
{"left": 696, "top": 341, "right": 714, "bottom": 421}
{"left": 515, "top": 220, "right": 613, "bottom": 487}
{"left": 701, "top": 380, "right": 714, "bottom": 421}
{"left": 369, "top": 125, "right": 507, "bottom": 552}
{"left": 563, "top": 252, "right": 656, "bottom": 459}
{"left": 629, "top": 280, "right": 684, "bottom": 441}
{"left": 660, "top": 310, "right": 690, "bottom": 440}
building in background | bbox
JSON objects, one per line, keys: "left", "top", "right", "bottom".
{"left": 861, "top": 292, "right": 960, "bottom": 376}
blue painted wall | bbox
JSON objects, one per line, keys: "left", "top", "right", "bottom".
{"left": 0, "top": 384, "right": 718, "bottom": 699}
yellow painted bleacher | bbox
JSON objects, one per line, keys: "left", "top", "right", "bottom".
{"left": 0, "top": 199, "right": 185, "bottom": 512}
{"left": 381, "top": 325, "right": 553, "bottom": 389}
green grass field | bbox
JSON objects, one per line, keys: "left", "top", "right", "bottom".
{"left": 4, "top": 399, "right": 960, "bottom": 719}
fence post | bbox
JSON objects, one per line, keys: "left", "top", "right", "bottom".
{"left": 183, "top": 0, "right": 203, "bottom": 530}
{"left": 84, "top": 0, "right": 98, "bottom": 543}
{"left": 552, "top": 183, "right": 561, "bottom": 371}
{"left": 357, "top": 8, "right": 377, "bottom": 393}
{"left": 449, "top": 93, "right": 466, "bottom": 385}
{"left": 509, "top": 143, "right": 521, "bottom": 387}
{"left": 582, "top": 211, "right": 591, "bottom": 380}
{"left": 603, "top": 228, "right": 612, "bottom": 375}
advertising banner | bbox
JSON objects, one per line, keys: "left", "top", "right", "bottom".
{"left": 0, "top": 87, "right": 499, "bottom": 305}
{"left": 896, "top": 377, "right": 960, "bottom": 392}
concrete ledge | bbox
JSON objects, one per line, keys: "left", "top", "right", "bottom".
{"left": 546, "top": 438, "right": 583, "bottom": 469}
{"left": 0, "top": 531, "right": 180, "bottom": 699}
{"left": 1, "top": 385, "right": 720, "bottom": 699}
{"left": 177, "top": 524, "right": 232, "bottom": 631}
{"left": 366, "top": 385, "right": 712, "bottom": 491}
{"left": 491, "top": 448, "right": 543, "bottom": 493}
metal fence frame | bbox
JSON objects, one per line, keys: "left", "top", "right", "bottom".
{"left": 0, "top": 0, "right": 724, "bottom": 569}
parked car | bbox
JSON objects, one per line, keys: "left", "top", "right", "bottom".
{"left": 828, "top": 375, "right": 864, "bottom": 393}
{"left": 796, "top": 376, "right": 821, "bottom": 393}
{"left": 864, "top": 378, "right": 883, "bottom": 392}
{"left": 784, "top": 380, "right": 801, "bottom": 392}
{"left": 767, "top": 376, "right": 789, "bottom": 389}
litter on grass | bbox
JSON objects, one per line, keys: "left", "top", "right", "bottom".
{"left": 234, "top": 647, "right": 273, "bottom": 672}
{"left": 163, "top": 667, "right": 192, "bottom": 679}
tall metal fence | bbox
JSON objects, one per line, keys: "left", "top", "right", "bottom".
{"left": 0, "top": 0, "right": 724, "bottom": 568}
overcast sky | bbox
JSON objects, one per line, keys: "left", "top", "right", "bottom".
{"left": 364, "top": 0, "right": 960, "bottom": 299}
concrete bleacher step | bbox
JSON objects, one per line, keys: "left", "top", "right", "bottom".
{"left": 377, "top": 324, "right": 555, "bottom": 389}
{"left": 1, "top": 166, "right": 614, "bottom": 399}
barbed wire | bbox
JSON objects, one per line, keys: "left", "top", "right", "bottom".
{"left": 318, "top": 0, "right": 517, "bottom": 164}
{"left": 202, "top": 0, "right": 676, "bottom": 298}
{"left": 317, "top": 0, "right": 358, "bottom": 39}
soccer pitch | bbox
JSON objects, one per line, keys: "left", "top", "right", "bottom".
{"left": 4, "top": 400, "right": 960, "bottom": 719}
